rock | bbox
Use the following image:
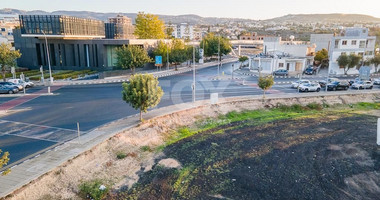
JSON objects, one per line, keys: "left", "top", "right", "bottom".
{"left": 157, "top": 158, "right": 182, "bottom": 169}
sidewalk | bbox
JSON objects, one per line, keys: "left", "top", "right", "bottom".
{"left": 1, "top": 88, "right": 380, "bottom": 198}
{"left": 36, "top": 58, "right": 238, "bottom": 86}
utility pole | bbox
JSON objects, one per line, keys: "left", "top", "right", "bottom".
{"left": 192, "top": 45, "right": 196, "bottom": 103}
{"left": 218, "top": 35, "right": 220, "bottom": 77}
{"left": 167, "top": 42, "right": 170, "bottom": 70}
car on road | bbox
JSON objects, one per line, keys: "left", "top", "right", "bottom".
{"left": 8, "top": 78, "right": 34, "bottom": 88}
{"left": 351, "top": 81, "right": 373, "bottom": 89}
{"left": 291, "top": 80, "right": 311, "bottom": 88}
{"left": 298, "top": 82, "right": 321, "bottom": 92}
{"left": 319, "top": 78, "right": 339, "bottom": 88}
{"left": 0, "top": 82, "right": 20, "bottom": 92}
{"left": 373, "top": 78, "right": 380, "bottom": 85}
{"left": 304, "top": 67, "right": 315, "bottom": 75}
{"left": 327, "top": 81, "right": 350, "bottom": 91}
{"left": 273, "top": 69, "right": 289, "bottom": 76}
{"left": 0, "top": 85, "right": 19, "bottom": 94}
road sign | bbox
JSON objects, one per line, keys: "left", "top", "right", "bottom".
{"left": 155, "top": 56, "right": 162, "bottom": 66}
{"left": 11, "top": 67, "right": 15, "bottom": 74}
{"left": 359, "top": 66, "right": 371, "bottom": 80}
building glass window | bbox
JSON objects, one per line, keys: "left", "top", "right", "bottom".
{"left": 279, "top": 63, "right": 284, "bottom": 68}
{"left": 335, "top": 40, "right": 339, "bottom": 48}
{"left": 351, "top": 40, "right": 357, "bottom": 45}
{"left": 359, "top": 41, "right": 366, "bottom": 48}
{"left": 342, "top": 40, "right": 347, "bottom": 45}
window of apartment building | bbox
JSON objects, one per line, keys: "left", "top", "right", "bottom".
{"left": 279, "top": 63, "right": 284, "bottom": 68}
{"left": 351, "top": 40, "right": 357, "bottom": 45}
{"left": 0, "top": 28, "right": 5, "bottom": 32}
{"left": 341, "top": 52, "right": 347, "bottom": 55}
{"left": 365, "top": 51, "right": 373, "bottom": 56}
{"left": 358, "top": 52, "right": 364, "bottom": 57}
{"left": 342, "top": 40, "right": 347, "bottom": 45}
{"left": 335, "top": 40, "right": 339, "bottom": 48}
{"left": 359, "top": 41, "right": 366, "bottom": 48}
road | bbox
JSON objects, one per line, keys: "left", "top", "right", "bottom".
{"left": 0, "top": 62, "right": 378, "bottom": 167}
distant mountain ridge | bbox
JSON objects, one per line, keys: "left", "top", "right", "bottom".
{"left": 1, "top": 8, "right": 380, "bottom": 25}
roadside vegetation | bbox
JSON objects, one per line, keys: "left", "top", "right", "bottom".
{"left": 112, "top": 102, "right": 380, "bottom": 199}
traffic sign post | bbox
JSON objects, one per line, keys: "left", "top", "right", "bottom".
{"left": 155, "top": 56, "right": 163, "bottom": 71}
{"left": 11, "top": 67, "right": 15, "bottom": 79}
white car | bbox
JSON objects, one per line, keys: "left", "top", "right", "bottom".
{"left": 291, "top": 80, "right": 311, "bottom": 88}
{"left": 8, "top": 79, "right": 34, "bottom": 88}
{"left": 351, "top": 81, "right": 373, "bottom": 89}
{"left": 373, "top": 78, "right": 380, "bottom": 85}
{"left": 299, "top": 82, "right": 321, "bottom": 92}
{"left": 7, "top": 79, "right": 24, "bottom": 90}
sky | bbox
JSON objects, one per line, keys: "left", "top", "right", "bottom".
{"left": 2, "top": 0, "right": 380, "bottom": 20}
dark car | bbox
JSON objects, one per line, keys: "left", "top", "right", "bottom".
{"left": 0, "top": 85, "right": 18, "bottom": 94}
{"left": 0, "top": 82, "right": 19, "bottom": 92}
{"left": 304, "top": 67, "right": 315, "bottom": 75}
{"left": 273, "top": 69, "right": 289, "bottom": 76}
{"left": 327, "top": 81, "right": 350, "bottom": 91}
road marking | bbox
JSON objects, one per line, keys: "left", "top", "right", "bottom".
{"left": 0, "top": 119, "right": 80, "bottom": 133}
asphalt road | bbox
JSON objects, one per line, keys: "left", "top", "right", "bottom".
{"left": 0, "top": 62, "right": 379, "bottom": 167}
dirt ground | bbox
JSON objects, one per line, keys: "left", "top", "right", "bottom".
{"left": 114, "top": 111, "right": 380, "bottom": 200}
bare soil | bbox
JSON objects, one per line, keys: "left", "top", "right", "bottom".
{"left": 114, "top": 112, "right": 380, "bottom": 200}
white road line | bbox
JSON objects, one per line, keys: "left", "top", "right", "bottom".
{"left": 0, "top": 119, "right": 79, "bottom": 133}
{"left": 0, "top": 132, "right": 62, "bottom": 143}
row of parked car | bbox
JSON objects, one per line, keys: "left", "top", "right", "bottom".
{"left": 291, "top": 77, "right": 379, "bottom": 93}
{"left": 0, "top": 79, "right": 34, "bottom": 94}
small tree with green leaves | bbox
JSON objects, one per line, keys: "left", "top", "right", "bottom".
{"left": 116, "top": 45, "right": 152, "bottom": 74}
{"left": 238, "top": 56, "right": 249, "bottom": 68}
{"left": 337, "top": 54, "right": 350, "bottom": 75}
{"left": 122, "top": 74, "right": 164, "bottom": 121}
{"left": 0, "top": 149, "right": 10, "bottom": 176}
{"left": 134, "top": 12, "right": 166, "bottom": 39}
{"left": 349, "top": 54, "right": 362, "bottom": 71}
{"left": 152, "top": 41, "right": 170, "bottom": 68}
{"left": 0, "top": 43, "right": 21, "bottom": 82}
{"left": 258, "top": 76, "right": 274, "bottom": 98}
{"left": 200, "top": 33, "right": 231, "bottom": 58}
{"left": 371, "top": 54, "right": 380, "bottom": 73}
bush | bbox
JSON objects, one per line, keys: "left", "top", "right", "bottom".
{"left": 116, "top": 152, "right": 126, "bottom": 159}
{"left": 306, "top": 103, "right": 323, "bottom": 110}
{"left": 79, "top": 179, "right": 109, "bottom": 200}
{"left": 140, "top": 145, "right": 152, "bottom": 152}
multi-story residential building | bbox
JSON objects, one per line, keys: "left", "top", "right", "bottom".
{"left": 251, "top": 37, "right": 315, "bottom": 74}
{"left": 105, "top": 15, "right": 135, "bottom": 39}
{"left": 239, "top": 32, "right": 269, "bottom": 41}
{"left": 170, "top": 23, "right": 193, "bottom": 40}
{"left": 14, "top": 15, "right": 163, "bottom": 70}
{"left": 328, "top": 28, "right": 376, "bottom": 75}
{"left": 0, "top": 14, "right": 19, "bottom": 48}
{"left": 310, "top": 34, "right": 334, "bottom": 52}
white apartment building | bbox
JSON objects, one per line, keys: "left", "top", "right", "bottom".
{"left": 251, "top": 37, "right": 315, "bottom": 74}
{"left": 310, "top": 34, "right": 334, "bottom": 52}
{"left": 328, "top": 28, "right": 376, "bottom": 75}
{"left": 170, "top": 23, "right": 194, "bottom": 40}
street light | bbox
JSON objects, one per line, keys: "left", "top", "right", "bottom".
{"left": 192, "top": 44, "right": 196, "bottom": 103}
{"left": 41, "top": 30, "right": 53, "bottom": 86}
{"left": 218, "top": 35, "right": 220, "bottom": 77}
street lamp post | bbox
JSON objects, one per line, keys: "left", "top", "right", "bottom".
{"left": 218, "top": 36, "right": 220, "bottom": 77}
{"left": 192, "top": 45, "right": 196, "bottom": 103}
{"left": 41, "top": 31, "right": 53, "bottom": 88}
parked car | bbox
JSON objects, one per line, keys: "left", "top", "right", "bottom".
{"left": 351, "top": 81, "right": 373, "bottom": 89}
{"left": 373, "top": 78, "right": 380, "bottom": 85}
{"left": 304, "top": 67, "right": 315, "bottom": 75}
{"left": 0, "top": 85, "right": 18, "bottom": 94}
{"left": 298, "top": 82, "right": 321, "bottom": 92}
{"left": 273, "top": 69, "right": 289, "bottom": 76}
{"left": 291, "top": 80, "right": 311, "bottom": 88}
{"left": 319, "top": 78, "right": 339, "bottom": 88}
{"left": 327, "top": 81, "right": 350, "bottom": 91}
{"left": 1, "top": 80, "right": 23, "bottom": 91}
{"left": 8, "top": 78, "right": 34, "bottom": 88}
{"left": 348, "top": 78, "right": 362, "bottom": 86}
{"left": 0, "top": 82, "right": 20, "bottom": 92}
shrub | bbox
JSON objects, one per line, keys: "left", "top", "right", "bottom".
{"left": 79, "top": 179, "right": 109, "bottom": 200}
{"left": 290, "top": 104, "right": 305, "bottom": 112}
{"left": 306, "top": 103, "right": 323, "bottom": 110}
{"left": 140, "top": 146, "right": 152, "bottom": 152}
{"left": 116, "top": 152, "right": 127, "bottom": 159}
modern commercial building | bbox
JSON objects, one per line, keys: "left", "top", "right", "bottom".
{"left": 14, "top": 15, "right": 160, "bottom": 70}
{"left": 105, "top": 15, "right": 135, "bottom": 39}
{"left": 251, "top": 37, "right": 315, "bottom": 74}
{"left": 328, "top": 28, "right": 376, "bottom": 75}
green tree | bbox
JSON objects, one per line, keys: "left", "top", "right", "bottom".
{"left": 122, "top": 74, "right": 164, "bottom": 121}
{"left": 314, "top": 48, "right": 329, "bottom": 67}
{"left": 371, "top": 54, "right": 380, "bottom": 73}
{"left": 152, "top": 41, "right": 170, "bottom": 67}
{"left": 238, "top": 56, "right": 249, "bottom": 68}
{"left": 258, "top": 76, "right": 274, "bottom": 98}
{"left": 169, "top": 39, "right": 187, "bottom": 71}
{"left": 134, "top": 12, "right": 166, "bottom": 39}
{"left": 0, "top": 43, "right": 21, "bottom": 82}
{"left": 349, "top": 54, "right": 362, "bottom": 72}
{"left": 200, "top": 33, "right": 231, "bottom": 58}
{"left": 116, "top": 45, "right": 152, "bottom": 74}
{"left": 337, "top": 54, "right": 350, "bottom": 75}
{"left": 184, "top": 45, "right": 200, "bottom": 65}
{"left": 0, "top": 149, "right": 10, "bottom": 175}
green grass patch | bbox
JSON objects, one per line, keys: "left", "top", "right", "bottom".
{"left": 78, "top": 179, "right": 109, "bottom": 200}
{"left": 116, "top": 152, "right": 127, "bottom": 159}
{"left": 140, "top": 145, "right": 152, "bottom": 152}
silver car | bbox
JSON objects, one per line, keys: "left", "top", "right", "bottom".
{"left": 298, "top": 83, "right": 321, "bottom": 92}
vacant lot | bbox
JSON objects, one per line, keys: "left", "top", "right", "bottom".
{"left": 113, "top": 103, "right": 380, "bottom": 200}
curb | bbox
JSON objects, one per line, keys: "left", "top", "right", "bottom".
{"left": 238, "top": 72, "right": 360, "bottom": 79}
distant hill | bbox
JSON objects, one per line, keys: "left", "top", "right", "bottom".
{"left": 267, "top": 14, "right": 380, "bottom": 23}
{"left": 0, "top": 8, "right": 254, "bottom": 25}
{"left": 1, "top": 8, "right": 380, "bottom": 25}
